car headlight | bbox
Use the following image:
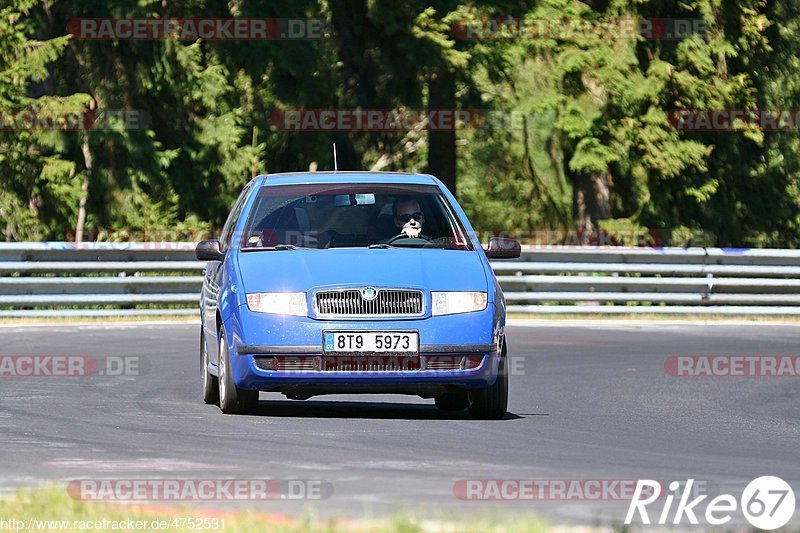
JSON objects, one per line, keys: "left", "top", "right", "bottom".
{"left": 431, "top": 292, "right": 488, "bottom": 316}
{"left": 246, "top": 292, "right": 308, "bottom": 316}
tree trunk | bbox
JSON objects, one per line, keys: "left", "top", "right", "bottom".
{"left": 427, "top": 67, "right": 457, "bottom": 196}
{"left": 0, "top": 207, "right": 15, "bottom": 241}
{"left": 75, "top": 137, "right": 92, "bottom": 244}
{"left": 330, "top": 0, "right": 374, "bottom": 107}
{"left": 572, "top": 171, "right": 611, "bottom": 238}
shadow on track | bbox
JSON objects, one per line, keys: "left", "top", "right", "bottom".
{"left": 240, "top": 399, "right": 524, "bottom": 421}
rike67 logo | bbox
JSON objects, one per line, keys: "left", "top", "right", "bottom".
{"left": 625, "top": 477, "right": 796, "bottom": 529}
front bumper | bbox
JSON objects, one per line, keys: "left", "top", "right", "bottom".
{"left": 225, "top": 304, "right": 501, "bottom": 396}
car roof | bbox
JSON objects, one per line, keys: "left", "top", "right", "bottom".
{"left": 257, "top": 171, "right": 439, "bottom": 187}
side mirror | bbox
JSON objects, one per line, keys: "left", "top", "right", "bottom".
{"left": 484, "top": 237, "right": 521, "bottom": 259}
{"left": 196, "top": 239, "right": 224, "bottom": 261}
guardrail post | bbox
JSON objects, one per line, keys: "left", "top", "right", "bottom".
{"left": 703, "top": 273, "right": 714, "bottom": 302}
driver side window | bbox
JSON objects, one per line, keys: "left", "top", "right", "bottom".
{"left": 220, "top": 186, "right": 251, "bottom": 251}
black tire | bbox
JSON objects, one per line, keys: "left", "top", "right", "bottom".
{"left": 468, "top": 341, "right": 509, "bottom": 420}
{"left": 218, "top": 327, "right": 258, "bottom": 414}
{"left": 201, "top": 328, "right": 219, "bottom": 405}
{"left": 435, "top": 391, "right": 469, "bottom": 411}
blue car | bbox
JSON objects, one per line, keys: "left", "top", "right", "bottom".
{"left": 196, "top": 172, "right": 521, "bottom": 419}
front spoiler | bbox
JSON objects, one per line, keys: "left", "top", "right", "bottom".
{"left": 232, "top": 347, "right": 500, "bottom": 395}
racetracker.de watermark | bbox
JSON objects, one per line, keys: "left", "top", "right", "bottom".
{"left": 667, "top": 109, "right": 800, "bottom": 131}
{"left": 67, "top": 228, "right": 214, "bottom": 248}
{"left": 271, "top": 109, "right": 530, "bottom": 131}
{"left": 67, "top": 18, "right": 331, "bottom": 40}
{"left": 67, "top": 479, "right": 333, "bottom": 501}
{"left": 664, "top": 355, "right": 800, "bottom": 377}
{"left": 0, "top": 355, "right": 144, "bottom": 378}
{"left": 454, "top": 479, "right": 652, "bottom": 501}
{"left": 470, "top": 228, "right": 663, "bottom": 247}
{"left": 252, "top": 354, "right": 529, "bottom": 375}
{"left": 453, "top": 18, "right": 706, "bottom": 41}
{"left": 453, "top": 479, "right": 715, "bottom": 501}
{"left": 0, "top": 109, "right": 149, "bottom": 132}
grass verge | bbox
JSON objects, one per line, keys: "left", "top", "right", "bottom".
{"left": 0, "top": 486, "right": 548, "bottom": 533}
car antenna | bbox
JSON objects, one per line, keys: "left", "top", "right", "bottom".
{"left": 332, "top": 143, "right": 338, "bottom": 172}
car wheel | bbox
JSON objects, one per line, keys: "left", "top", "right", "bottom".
{"left": 468, "top": 341, "right": 508, "bottom": 420}
{"left": 201, "top": 328, "right": 219, "bottom": 405}
{"left": 218, "top": 327, "right": 258, "bottom": 414}
{"left": 435, "top": 391, "right": 469, "bottom": 411}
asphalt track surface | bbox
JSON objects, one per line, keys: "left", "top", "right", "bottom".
{"left": 1, "top": 321, "right": 799, "bottom": 527}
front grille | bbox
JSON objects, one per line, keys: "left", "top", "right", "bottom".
{"left": 276, "top": 357, "right": 316, "bottom": 371}
{"left": 315, "top": 289, "right": 424, "bottom": 317}
{"left": 320, "top": 355, "right": 421, "bottom": 372}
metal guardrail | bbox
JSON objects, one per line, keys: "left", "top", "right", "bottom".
{"left": 0, "top": 243, "right": 201, "bottom": 317}
{"left": 1, "top": 242, "right": 799, "bottom": 317}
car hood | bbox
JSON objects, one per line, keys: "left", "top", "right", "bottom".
{"left": 237, "top": 248, "right": 488, "bottom": 294}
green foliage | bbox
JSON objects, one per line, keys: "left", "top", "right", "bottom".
{"left": 0, "top": 2, "right": 90, "bottom": 240}
{"left": 462, "top": 0, "right": 800, "bottom": 246}
{"left": 0, "top": 0, "right": 798, "bottom": 246}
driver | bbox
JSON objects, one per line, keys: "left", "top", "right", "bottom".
{"left": 393, "top": 197, "right": 425, "bottom": 238}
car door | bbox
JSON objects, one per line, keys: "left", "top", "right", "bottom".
{"left": 203, "top": 185, "right": 251, "bottom": 366}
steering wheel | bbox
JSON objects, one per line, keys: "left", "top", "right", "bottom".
{"left": 386, "top": 233, "right": 432, "bottom": 244}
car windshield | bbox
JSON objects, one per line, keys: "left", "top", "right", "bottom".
{"left": 239, "top": 183, "right": 472, "bottom": 251}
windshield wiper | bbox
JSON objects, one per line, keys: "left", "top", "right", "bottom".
{"left": 242, "top": 244, "right": 311, "bottom": 251}
{"left": 368, "top": 243, "right": 394, "bottom": 249}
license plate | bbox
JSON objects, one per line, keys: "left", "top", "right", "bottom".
{"left": 323, "top": 331, "right": 419, "bottom": 354}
